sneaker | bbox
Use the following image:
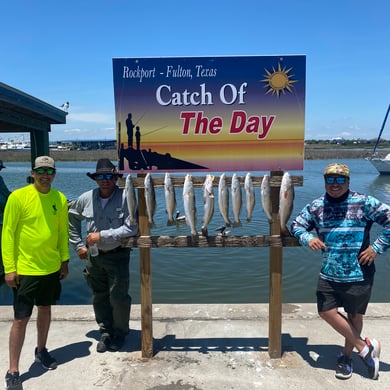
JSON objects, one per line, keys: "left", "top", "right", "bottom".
{"left": 96, "top": 334, "right": 111, "bottom": 353}
{"left": 34, "top": 347, "right": 58, "bottom": 370}
{"left": 108, "top": 335, "right": 125, "bottom": 352}
{"left": 361, "top": 338, "right": 381, "bottom": 379}
{"left": 335, "top": 354, "right": 353, "bottom": 379}
{"left": 4, "top": 371, "right": 23, "bottom": 390}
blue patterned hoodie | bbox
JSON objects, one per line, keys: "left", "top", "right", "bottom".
{"left": 290, "top": 190, "right": 390, "bottom": 283}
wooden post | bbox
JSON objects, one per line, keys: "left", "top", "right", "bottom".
{"left": 137, "top": 183, "right": 153, "bottom": 358}
{"left": 268, "top": 171, "right": 283, "bottom": 358}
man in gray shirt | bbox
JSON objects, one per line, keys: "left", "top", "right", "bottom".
{"left": 68, "top": 159, "right": 138, "bottom": 352}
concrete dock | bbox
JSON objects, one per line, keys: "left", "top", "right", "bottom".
{"left": 0, "top": 303, "right": 389, "bottom": 389}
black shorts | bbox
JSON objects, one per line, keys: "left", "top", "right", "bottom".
{"left": 13, "top": 271, "right": 61, "bottom": 319}
{"left": 316, "top": 276, "right": 373, "bottom": 315}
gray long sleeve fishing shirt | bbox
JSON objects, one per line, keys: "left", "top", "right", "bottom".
{"left": 68, "top": 186, "right": 138, "bottom": 252}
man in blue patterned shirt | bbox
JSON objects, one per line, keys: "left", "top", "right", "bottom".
{"left": 291, "top": 162, "right": 390, "bottom": 380}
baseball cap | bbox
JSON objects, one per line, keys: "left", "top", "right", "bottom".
{"left": 323, "top": 163, "right": 350, "bottom": 177}
{"left": 34, "top": 156, "right": 55, "bottom": 169}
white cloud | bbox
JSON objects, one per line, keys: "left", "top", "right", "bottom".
{"left": 68, "top": 112, "right": 114, "bottom": 124}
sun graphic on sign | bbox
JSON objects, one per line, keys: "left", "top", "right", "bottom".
{"left": 261, "top": 63, "right": 297, "bottom": 97}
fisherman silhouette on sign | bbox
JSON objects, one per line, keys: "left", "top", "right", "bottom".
{"left": 135, "top": 126, "right": 141, "bottom": 151}
{"left": 126, "top": 113, "right": 134, "bottom": 149}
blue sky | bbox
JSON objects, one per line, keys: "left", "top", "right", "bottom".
{"left": 1, "top": 0, "right": 389, "bottom": 142}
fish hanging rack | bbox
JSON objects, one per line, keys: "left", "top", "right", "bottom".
{"left": 118, "top": 171, "right": 303, "bottom": 360}
{"left": 118, "top": 173, "right": 303, "bottom": 248}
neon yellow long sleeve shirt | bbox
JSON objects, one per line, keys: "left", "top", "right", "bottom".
{"left": 2, "top": 184, "right": 70, "bottom": 275}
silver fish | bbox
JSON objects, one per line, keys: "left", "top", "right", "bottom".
{"left": 279, "top": 172, "right": 295, "bottom": 235}
{"left": 218, "top": 173, "right": 232, "bottom": 227}
{"left": 201, "top": 174, "right": 215, "bottom": 236}
{"left": 231, "top": 173, "right": 242, "bottom": 227}
{"left": 164, "top": 172, "right": 176, "bottom": 226}
{"left": 125, "top": 174, "right": 137, "bottom": 225}
{"left": 244, "top": 172, "right": 255, "bottom": 222}
{"left": 144, "top": 173, "right": 156, "bottom": 228}
{"left": 183, "top": 174, "right": 197, "bottom": 236}
{"left": 261, "top": 174, "right": 273, "bottom": 224}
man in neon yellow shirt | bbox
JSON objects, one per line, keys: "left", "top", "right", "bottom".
{"left": 2, "top": 156, "right": 69, "bottom": 390}
{"left": 0, "top": 159, "right": 11, "bottom": 285}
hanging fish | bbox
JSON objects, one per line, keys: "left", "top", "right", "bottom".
{"left": 201, "top": 174, "right": 215, "bottom": 236}
{"left": 244, "top": 172, "right": 255, "bottom": 222}
{"left": 279, "top": 172, "right": 295, "bottom": 235}
{"left": 261, "top": 174, "right": 273, "bottom": 224}
{"left": 144, "top": 173, "right": 156, "bottom": 228}
{"left": 231, "top": 173, "right": 242, "bottom": 227}
{"left": 183, "top": 174, "right": 197, "bottom": 236}
{"left": 164, "top": 172, "right": 176, "bottom": 226}
{"left": 218, "top": 173, "right": 232, "bottom": 227}
{"left": 125, "top": 174, "right": 137, "bottom": 225}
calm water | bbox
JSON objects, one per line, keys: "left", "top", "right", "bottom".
{"left": 1, "top": 159, "right": 390, "bottom": 305}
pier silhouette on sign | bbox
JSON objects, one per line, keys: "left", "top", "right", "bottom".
{"left": 119, "top": 145, "right": 208, "bottom": 171}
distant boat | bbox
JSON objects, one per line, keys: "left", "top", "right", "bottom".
{"left": 367, "top": 104, "right": 390, "bottom": 174}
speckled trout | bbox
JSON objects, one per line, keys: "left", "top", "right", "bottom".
{"left": 201, "top": 174, "right": 215, "bottom": 236}
{"left": 183, "top": 174, "right": 197, "bottom": 236}
{"left": 218, "top": 173, "right": 232, "bottom": 227}
{"left": 125, "top": 174, "right": 137, "bottom": 225}
{"left": 261, "top": 174, "right": 272, "bottom": 224}
{"left": 164, "top": 172, "right": 176, "bottom": 226}
{"left": 244, "top": 172, "right": 255, "bottom": 222}
{"left": 231, "top": 173, "right": 242, "bottom": 227}
{"left": 144, "top": 173, "right": 156, "bottom": 228}
{"left": 279, "top": 172, "right": 294, "bottom": 235}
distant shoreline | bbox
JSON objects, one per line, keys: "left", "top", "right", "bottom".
{"left": 0, "top": 146, "right": 384, "bottom": 163}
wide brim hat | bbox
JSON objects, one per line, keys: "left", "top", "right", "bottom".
{"left": 87, "top": 158, "right": 123, "bottom": 180}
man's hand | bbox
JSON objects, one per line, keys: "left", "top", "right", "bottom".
{"left": 87, "top": 232, "right": 100, "bottom": 246}
{"left": 77, "top": 246, "right": 88, "bottom": 260}
{"left": 358, "top": 246, "right": 377, "bottom": 266}
{"left": 59, "top": 261, "right": 69, "bottom": 280}
{"left": 308, "top": 237, "right": 326, "bottom": 252}
{"left": 5, "top": 272, "right": 19, "bottom": 288}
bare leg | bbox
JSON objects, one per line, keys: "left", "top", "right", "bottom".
{"left": 37, "top": 306, "right": 51, "bottom": 351}
{"left": 9, "top": 317, "right": 30, "bottom": 373}
{"left": 343, "top": 313, "right": 363, "bottom": 356}
{"left": 319, "top": 308, "right": 365, "bottom": 353}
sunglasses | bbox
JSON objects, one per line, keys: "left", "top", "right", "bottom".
{"left": 325, "top": 176, "right": 347, "bottom": 185}
{"left": 96, "top": 173, "right": 115, "bottom": 180}
{"left": 34, "top": 167, "right": 56, "bottom": 175}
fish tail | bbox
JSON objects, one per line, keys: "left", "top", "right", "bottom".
{"left": 280, "top": 226, "right": 292, "bottom": 236}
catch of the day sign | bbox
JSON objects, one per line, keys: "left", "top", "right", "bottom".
{"left": 112, "top": 55, "right": 306, "bottom": 173}
{"left": 125, "top": 172, "right": 295, "bottom": 237}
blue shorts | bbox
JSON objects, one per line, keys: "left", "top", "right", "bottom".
{"left": 13, "top": 271, "right": 61, "bottom": 318}
{"left": 316, "top": 276, "right": 373, "bottom": 315}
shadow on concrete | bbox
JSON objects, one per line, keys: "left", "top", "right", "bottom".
{"left": 86, "top": 328, "right": 143, "bottom": 353}
{"left": 146, "top": 332, "right": 390, "bottom": 379}
{"left": 20, "top": 341, "right": 92, "bottom": 382}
